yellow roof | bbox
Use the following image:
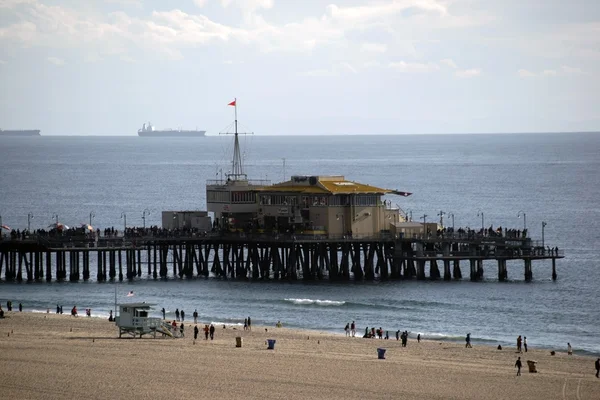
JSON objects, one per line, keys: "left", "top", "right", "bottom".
{"left": 258, "top": 176, "right": 390, "bottom": 195}
{"left": 320, "top": 180, "right": 391, "bottom": 194}
{"left": 255, "top": 185, "right": 329, "bottom": 194}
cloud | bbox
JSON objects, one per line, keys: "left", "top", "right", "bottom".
{"left": 0, "top": 0, "right": 36, "bottom": 8}
{"left": 388, "top": 61, "right": 440, "bottom": 73}
{"left": 360, "top": 42, "right": 387, "bottom": 53}
{"left": 455, "top": 68, "right": 481, "bottom": 78}
{"left": 47, "top": 56, "right": 65, "bottom": 66}
{"left": 542, "top": 69, "right": 557, "bottom": 76}
{"left": 517, "top": 65, "right": 585, "bottom": 78}
{"left": 104, "top": 0, "right": 142, "bottom": 7}
{"left": 560, "top": 65, "right": 583, "bottom": 75}
{"left": 302, "top": 62, "right": 358, "bottom": 77}
{"left": 517, "top": 69, "right": 536, "bottom": 78}
{"left": 0, "top": 0, "right": 494, "bottom": 60}
{"left": 440, "top": 58, "right": 458, "bottom": 68}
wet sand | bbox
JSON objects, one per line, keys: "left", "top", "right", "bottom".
{"left": 0, "top": 312, "right": 597, "bottom": 399}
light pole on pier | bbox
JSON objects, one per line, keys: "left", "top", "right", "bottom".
{"left": 142, "top": 208, "right": 151, "bottom": 229}
{"left": 542, "top": 221, "right": 547, "bottom": 248}
{"left": 447, "top": 213, "right": 455, "bottom": 231}
{"left": 27, "top": 212, "right": 34, "bottom": 231}
{"left": 121, "top": 212, "right": 126, "bottom": 234}
{"left": 52, "top": 213, "right": 59, "bottom": 227}
{"left": 89, "top": 211, "right": 95, "bottom": 227}
{"left": 437, "top": 210, "right": 445, "bottom": 227}
{"left": 477, "top": 210, "right": 484, "bottom": 231}
{"left": 517, "top": 210, "right": 527, "bottom": 232}
{"left": 420, "top": 214, "right": 428, "bottom": 237}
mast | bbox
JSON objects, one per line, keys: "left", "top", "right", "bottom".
{"left": 227, "top": 98, "right": 247, "bottom": 180}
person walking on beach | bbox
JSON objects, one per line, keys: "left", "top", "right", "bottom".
{"left": 203, "top": 324, "right": 209, "bottom": 340}
{"left": 194, "top": 325, "right": 199, "bottom": 340}
{"left": 209, "top": 324, "right": 215, "bottom": 340}
{"left": 247, "top": 316, "right": 251, "bottom": 331}
{"left": 567, "top": 343, "right": 572, "bottom": 355}
{"left": 56, "top": 304, "right": 60, "bottom": 314}
{"left": 181, "top": 310, "right": 185, "bottom": 322}
{"left": 344, "top": 323, "right": 350, "bottom": 337}
{"left": 465, "top": 333, "right": 472, "bottom": 348}
{"left": 19, "top": 303, "right": 22, "bottom": 312}
{"left": 595, "top": 358, "right": 600, "bottom": 378}
{"left": 244, "top": 318, "right": 248, "bottom": 330}
{"left": 523, "top": 337, "right": 528, "bottom": 352}
{"left": 193, "top": 309, "right": 198, "bottom": 324}
{"left": 175, "top": 308, "right": 180, "bottom": 322}
{"left": 515, "top": 357, "right": 522, "bottom": 376}
{"left": 517, "top": 335, "right": 522, "bottom": 353}
{"left": 180, "top": 323, "right": 184, "bottom": 338}
{"left": 417, "top": 333, "right": 421, "bottom": 343}
{"left": 351, "top": 321, "right": 356, "bottom": 337}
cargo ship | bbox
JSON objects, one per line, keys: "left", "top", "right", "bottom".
{"left": 138, "top": 122, "right": 206, "bottom": 137}
{"left": 0, "top": 129, "right": 41, "bottom": 136}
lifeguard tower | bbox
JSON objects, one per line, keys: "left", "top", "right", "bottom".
{"left": 115, "top": 302, "right": 174, "bottom": 338}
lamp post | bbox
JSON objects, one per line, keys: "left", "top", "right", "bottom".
{"left": 27, "top": 212, "right": 34, "bottom": 231}
{"left": 542, "top": 221, "right": 547, "bottom": 248}
{"left": 420, "top": 214, "right": 427, "bottom": 237}
{"left": 336, "top": 213, "right": 345, "bottom": 238}
{"left": 477, "top": 210, "right": 484, "bottom": 231}
{"left": 89, "top": 211, "right": 95, "bottom": 227}
{"left": 142, "top": 208, "right": 151, "bottom": 229}
{"left": 52, "top": 213, "right": 59, "bottom": 226}
{"left": 437, "top": 210, "right": 445, "bottom": 227}
{"left": 448, "top": 213, "right": 455, "bottom": 231}
{"left": 517, "top": 210, "right": 527, "bottom": 232}
{"left": 121, "top": 212, "right": 126, "bottom": 234}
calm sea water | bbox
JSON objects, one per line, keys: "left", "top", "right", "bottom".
{"left": 0, "top": 133, "right": 599, "bottom": 354}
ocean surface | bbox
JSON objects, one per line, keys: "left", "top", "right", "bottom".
{"left": 1, "top": 133, "right": 599, "bottom": 355}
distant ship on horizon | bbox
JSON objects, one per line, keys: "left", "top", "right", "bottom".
{"left": 0, "top": 129, "right": 41, "bottom": 136}
{"left": 138, "top": 122, "right": 206, "bottom": 137}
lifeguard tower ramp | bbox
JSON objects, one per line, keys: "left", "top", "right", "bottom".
{"left": 115, "top": 302, "right": 175, "bottom": 338}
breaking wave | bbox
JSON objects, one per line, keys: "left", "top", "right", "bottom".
{"left": 284, "top": 298, "right": 346, "bottom": 306}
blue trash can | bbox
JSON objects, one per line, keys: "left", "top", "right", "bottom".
{"left": 377, "top": 348, "right": 386, "bottom": 359}
{"left": 267, "top": 339, "right": 276, "bottom": 350}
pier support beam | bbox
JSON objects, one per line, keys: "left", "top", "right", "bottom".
{"left": 497, "top": 259, "right": 507, "bottom": 281}
{"left": 552, "top": 258, "right": 557, "bottom": 281}
{"left": 443, "top": 260, "right": 451, "bottom": 281}
{"left": 524, "top": 259, "right": 532, "bottom": 281}
{"left": 453, "top": 260, "right": 462, "bottom": 279}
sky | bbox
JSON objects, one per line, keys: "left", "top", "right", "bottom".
{"left": 0, "top": 0, "right": 599, "bottom": 135}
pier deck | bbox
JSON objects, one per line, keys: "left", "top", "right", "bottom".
{"left": 0, "top": 232, "right": 564, "bottom": 283}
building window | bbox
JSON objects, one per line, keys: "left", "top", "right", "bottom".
{"left": 207, "top": 191, "right": 230, "bottom": 203}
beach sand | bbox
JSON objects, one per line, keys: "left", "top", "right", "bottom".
{"left": 0, "top": 312, "right": 597, "bottom": 399}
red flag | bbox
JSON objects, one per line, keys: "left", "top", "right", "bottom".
{"left": 228, "top": 100, "right": 236, "bottom": 106}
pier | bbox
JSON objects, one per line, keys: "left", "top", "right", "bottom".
{"left": 0, "top": 231, "right": 563, "bottom": 283}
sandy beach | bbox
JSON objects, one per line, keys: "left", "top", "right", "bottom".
{"left": 0, "top": 312, "right": 597, "bottom": 399}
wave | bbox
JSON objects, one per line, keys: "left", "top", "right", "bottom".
{"left": 284, "top": 298, "right": 346, "bottom": 306}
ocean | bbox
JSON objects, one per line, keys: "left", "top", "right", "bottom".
{"left": 0, "top": 133, "right": 599, "bottom": 355}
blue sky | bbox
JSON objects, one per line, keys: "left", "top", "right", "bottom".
{"left": 0, "top": 0, "right": 598, "bottom": 135}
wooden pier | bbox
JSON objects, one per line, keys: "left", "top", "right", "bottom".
{"left": 0, "top": 233, "right": 563, "bottom": 283}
